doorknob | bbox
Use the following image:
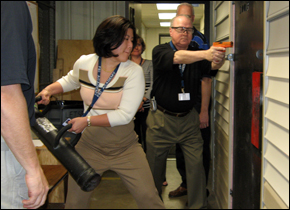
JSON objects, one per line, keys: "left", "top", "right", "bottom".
{"left": 226, "top": 53, "right": 235, "bottom": 61}
{"left": 256, "top": 50, "right": 263, "bottom": 60}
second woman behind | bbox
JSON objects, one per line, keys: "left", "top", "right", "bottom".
{"left": 130, "top": 34, "right": 153, "bottom": 153}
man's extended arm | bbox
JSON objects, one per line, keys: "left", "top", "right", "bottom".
{"left": 173, "top": 46, "right": 225, "bottom": 69}
{"left": 1, "top": 84, "right": 49, "bottom": 209}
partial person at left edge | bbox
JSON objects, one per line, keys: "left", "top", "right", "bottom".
{"left": 1, "top": 2, "right": 49, "bottom": 209}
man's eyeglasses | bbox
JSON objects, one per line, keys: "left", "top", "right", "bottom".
{"left": 171, "top": 27, "right": 194, "bottom": 34}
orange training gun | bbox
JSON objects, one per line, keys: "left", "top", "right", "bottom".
{"left": 213, "top": 41, "right": 233, "bottom": 52}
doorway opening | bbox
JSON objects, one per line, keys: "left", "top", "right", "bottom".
{"left": 128, "top": 2, "right": 209, "bottom": 60}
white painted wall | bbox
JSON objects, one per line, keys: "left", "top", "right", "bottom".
{"left": 144, "top": 27, "right": 170, "bottom": 60}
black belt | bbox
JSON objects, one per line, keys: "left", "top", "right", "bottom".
{"left": 157, "top": 105, "right": 191, "bottom": 117}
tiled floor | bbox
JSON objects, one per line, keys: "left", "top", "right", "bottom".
{"left": 32, "top": 129, "right": 218, "bottom": 209}
{"left": 89, "top": 159, "right": 188, "bottom": 209}
{"left": 45, "top": 159, "right": 218, "bottom": 209}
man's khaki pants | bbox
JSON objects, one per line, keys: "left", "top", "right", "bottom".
{"left": 146, "top": 108, "right": 207, "bottom": 209}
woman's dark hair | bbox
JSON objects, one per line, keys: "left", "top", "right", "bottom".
{"left": 135, "top": 34, "right": 146, "bottom": 54}
{"left": 93, "top": 15, "right": 137, "bottom": 58}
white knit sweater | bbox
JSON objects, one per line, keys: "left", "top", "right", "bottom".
{"left": 57, "top": 54, "right": 145, "bottom": 127}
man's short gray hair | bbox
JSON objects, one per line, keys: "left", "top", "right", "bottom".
{"left": 170, "top": 14, "right": 192, "bottom": 27}
{"left": 177, "top": 2, "right": 195, "bottom": 16}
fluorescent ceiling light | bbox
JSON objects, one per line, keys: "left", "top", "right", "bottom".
{"left": 156, "top": 4, "right": 179, "bottom": 10}
{"left": 160, "top": 22, "right": 171, "bottom": 27}
{"left": 158, "top": 13, "right": 176, "bottom": 20}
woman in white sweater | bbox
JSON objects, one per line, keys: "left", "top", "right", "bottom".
{"left": 37, "top": 15, "right": 165, "bottom": 209}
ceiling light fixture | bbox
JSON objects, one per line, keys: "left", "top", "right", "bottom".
{"left": 156, "top": 3, "right": 179, "bottom": 10}
{"left": 160, "top": 22, "right": 171, "bottom": 27}
{"left": 158, "top": 13, "right": 176, "bottom": 20}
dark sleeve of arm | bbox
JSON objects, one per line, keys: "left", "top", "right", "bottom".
{"left": 210, "top": 70, "right": 218, "bottom": 77}
{"left": 152, "top": 44, "right": 176, "bottom": 72}
{"left": 1, "top": 2, "right": 31, "bottom": 86}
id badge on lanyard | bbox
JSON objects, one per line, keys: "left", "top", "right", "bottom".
{"left": 179, "top": 92, "right": 190, "bottom": 101}
{"left": 178, "top": 64, "right": 190, "bottom": 101}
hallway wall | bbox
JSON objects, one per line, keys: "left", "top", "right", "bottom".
{"left": 211, "top": 1, "right": 233, "bottom": 209}
{"left": 262, "top": 1, "right": 289, "bottom": 208}
{"left": 210, "top": 1, "right": 289, "bottom": 209}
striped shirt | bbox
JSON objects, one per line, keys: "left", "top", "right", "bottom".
{"left": 141, "top": 59, "right": 153, "bottom": 109}
{"left": 57, "top": 54, "right": 145, "bottom": 127}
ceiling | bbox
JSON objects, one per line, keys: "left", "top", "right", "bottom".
{"left": 140, "top": 3, "right": 205, "bottom": 29}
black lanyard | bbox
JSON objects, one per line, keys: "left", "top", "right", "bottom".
{"left": 139, "top": 58, "right": 143, "bottom": 66}
{"left": 82, "top": 57, "right": 120, "bottom": 117}
{"left": 170, "top": 41, "right": 186, "bottom": 92}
